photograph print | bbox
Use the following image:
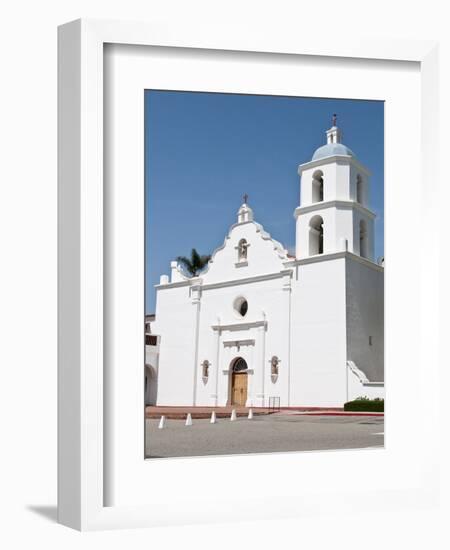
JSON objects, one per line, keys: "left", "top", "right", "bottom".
{"left": 144, "top": 91, "right": 384, "bottom": 459}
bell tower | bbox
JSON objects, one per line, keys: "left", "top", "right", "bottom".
{"left": 294, "top": 116, "right": 376, "bottom": 261}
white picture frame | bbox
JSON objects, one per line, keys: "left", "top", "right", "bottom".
{"left": 58, "top": 18, "right": 440, "bottom": 531}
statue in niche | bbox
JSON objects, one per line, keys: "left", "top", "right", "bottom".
{"left": 201, "top": 360, "right": 210, "bottom": 379}
{"left": 237, "top": 239, "right": 249, "bottom": 261}
{"left": 270, "top": 356, "right": 280, "bottom": 376}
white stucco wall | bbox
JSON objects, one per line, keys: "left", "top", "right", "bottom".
{"left": 346, "top": 257, "right": 384, "bottom": 382}
{"left": 193, "top": 272, "right": 292, "bottom": 407}
{"left": 153, "top": 251, "right": 384, "bottom": 408}
{"left": 289, "top": 257, "right": 348, "bottom": 407}
{"left": 153, "top": 218, "right": 292, "bottom": 407}
{"left": 151, "top": 284, "right": 198, "bottom": 405}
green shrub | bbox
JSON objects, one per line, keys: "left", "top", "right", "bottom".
{"left": 344, "top": 398, "right": 384, "bottom": 412}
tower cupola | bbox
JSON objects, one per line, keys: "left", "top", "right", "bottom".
{"left": 237, "top": 193, "right": 254, "bottom": 223}
{"left": 326, "top": 114, "right": 342, "bottom": 144}
{"left": 295, "top": 116, "right": 375, "bottom": 261}
{"left": 312, "top": 114, "right": 356, "bottom": 161}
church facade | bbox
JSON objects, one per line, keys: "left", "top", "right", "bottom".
{"left": 146, "top": 121, "right": 384, "bottom": 408}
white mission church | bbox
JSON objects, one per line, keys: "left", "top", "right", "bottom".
{"left": 145, "top": 119, "right": 384, "bottom": 408}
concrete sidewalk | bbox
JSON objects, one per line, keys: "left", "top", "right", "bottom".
{"left": 145, "top": 405, "right": 272, "bottom": 419}
{"left": 145, "top": 405, "right": 383, "bottom": 419}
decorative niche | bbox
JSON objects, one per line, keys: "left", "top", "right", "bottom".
{"left": 201, "top": 360, "right": 210, "bottom": 384}
{"left": 235, "top": 238, "right": 249, "bottom": 267}
{"left": 270, "top": 355, "right": 280, "bottom": 383}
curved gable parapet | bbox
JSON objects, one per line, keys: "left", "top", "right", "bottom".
{"left": 192, "top": 220, "right": 288, "bottom": 283}
{"left": 253, "top": 222, "right": 289, "bottom": 260}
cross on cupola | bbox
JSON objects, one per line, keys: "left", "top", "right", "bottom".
{"left": 326, "top": 113, "right": 342, "bottom": 144}
{"left": 237, "top": 193, "right": 254, "bottom": 223}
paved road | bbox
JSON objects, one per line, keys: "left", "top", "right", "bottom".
{"left": 145, "top": 413, "right": 384, "bottom": 458}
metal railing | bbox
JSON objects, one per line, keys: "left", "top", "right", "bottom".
{"left": 268, "top": 396, "right": 281, "bottom": 413}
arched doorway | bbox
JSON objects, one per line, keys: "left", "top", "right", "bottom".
{"left": 229, "top": 357, "right": 248, "bottom": 406}
{"left": 145, "top": 364, "right": 158, "bottom": 405}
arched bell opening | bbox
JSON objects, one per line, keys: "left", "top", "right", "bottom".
{"left": 312, "top": 170, "right": 324, "bottom": 203}
{"left": 356, "top": 174, "right": 364, "bottom": 204}
{"left": 359, "top": 219, "right": 368, "bottom": 258}
{"left": 309, "top": 215, "right": 324, "bottom": 256}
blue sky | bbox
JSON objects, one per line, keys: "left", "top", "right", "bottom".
{"left": 145, "top": 91, "right": 384, "bottom": 314}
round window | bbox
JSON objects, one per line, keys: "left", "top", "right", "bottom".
{"left": 234, "top": 297, "right": 248, "bottom": 317}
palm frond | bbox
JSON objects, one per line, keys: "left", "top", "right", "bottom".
{"left": 176, "top": 249, "right": 211, "bottom": 277}
{"left": 176, "top": 255, "right": 195, "bottom": 276}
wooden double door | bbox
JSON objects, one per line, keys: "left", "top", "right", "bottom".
{"left": 231, "top": 372, "right": 248, "bottom": 406}
{"left": 230, "top": 358, "right": 248, "bottom": 406}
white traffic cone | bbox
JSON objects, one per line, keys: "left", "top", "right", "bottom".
{"left": 158, "top": 415, "right": 166, "bottom": 429}
{"left": 210, "top": 411, "right": 217, "bottom": 424}
{"left": 248, "top": 408, "right": 253, "bottom": 420}
{"left": 230, "top": 409, "right": 237, "bottom": 421}
{"left": 185, "top": 413, "right": 193, "bottom": 426}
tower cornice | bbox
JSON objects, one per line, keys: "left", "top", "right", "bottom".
{"left": 283, "top": 251, "right": 384, "bottom": 272}
{"left": 294, "top": 200, "right": 376, "bottom": 220}
{"left": 298, "top": 155, "right": 371, "bottom": 177}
